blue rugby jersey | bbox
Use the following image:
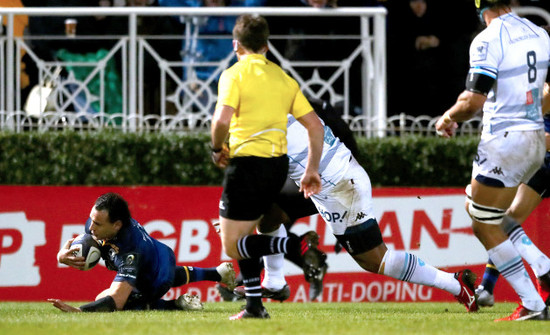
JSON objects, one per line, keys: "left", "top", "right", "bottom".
{"left": 85, "top": 218, "right": 175, "bottom": 301}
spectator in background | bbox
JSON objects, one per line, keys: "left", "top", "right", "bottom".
{"left": 22, "top": 0, "right": 104, "bottom": 90}
{"left": 110, "top": 0, "right": 185, "bottom": 116}
{"left": 4, "top": 0, "right": 31, "bottom": 103}
{"left": 386, "top": 0, "right": 477, "bottom": 117}
{"left": 21, "top": 0, "right": 120, "bottom": 116}
{"left": 386, "top": 0, "right": 443, "bottom": 117}
{"left": 158, "top": 0, "right": 266, "bottom": 95}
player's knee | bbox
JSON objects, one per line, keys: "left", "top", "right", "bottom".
{"left": 501, "top": 215, "right": 520, "bottom": 235}
{"left": 464, "top": 184, "right": 472, "bottom": 213}
{"left": 222, "top": 245, "right": 242, "bottom": 260}
{"left": 468, "top": 200, "right": 506, "bottom": 225}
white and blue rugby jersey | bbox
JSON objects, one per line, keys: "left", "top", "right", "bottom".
{"left": 469, "top": 12, "right": 550, "bottom": 134}
{"left": 287, "top": 114, "right": 351, "bottom": 188}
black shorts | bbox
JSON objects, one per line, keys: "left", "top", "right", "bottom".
{"left": 334, "top": 218, "right": 384, "bottom": 256}
{"left": 526, "top": 160, "right": 550, "bottom": 198}
{"left": 220, "top": 155, "right": 289, "bottom": 220}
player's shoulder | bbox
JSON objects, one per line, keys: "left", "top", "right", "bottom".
{"left": 220, "top": 63, "right": 238, "bottom": 80}
{"left": 278, "top": 68, "right": 300, "bottom": 90}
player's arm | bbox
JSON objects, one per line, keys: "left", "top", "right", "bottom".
{"left": 211, "top": 104, "right": 234, "bottom": 168}
{"left": 295, "top": 111, "right": 324, "bottom": 198}
{"left": 56, "top": 237, "right": 86, "bottom": 270}
{"left": 436, "top": 70, "right": 491, "bottom": 137}
{"left": 48, "top": 280, "right": 133, "bottom": 313}
{"left": 101, "top": 280, "right": 134, "bottom": 310}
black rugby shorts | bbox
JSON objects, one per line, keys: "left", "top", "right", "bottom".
{"left": 220, "top": 155, "right": 288, "bottom": 220}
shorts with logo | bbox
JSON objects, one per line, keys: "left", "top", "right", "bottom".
{"left": 310, "top": 157, "right": 383, "bottom": 254}
{"left": 473, "top": 129, "right": 545, "bottom": 188}
{"left": 220, "top": 155, "right": 288, "bottom": 221}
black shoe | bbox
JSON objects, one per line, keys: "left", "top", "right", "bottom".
{"left": 263, "top": 285, "right": 291, "bottom": 302}
{"left": 300, "top": 231, "right": 320, "bottom": 249}
{"left": 299, "top": 231, "right": 327, "bottom": 283}
{"left": 233, "top": 285, "right": 290, "bottom": 302}
{"left": 216, "top": 283, "right": 241, "bottom": 302}
{"left": 309, "top": 263, "right": 327, "bottom": 301}
{"left": 302, "top": 247, "right": 327, "bottom": 283}
{"left": 229, "top": 306, "right": 270, "bottom": 320}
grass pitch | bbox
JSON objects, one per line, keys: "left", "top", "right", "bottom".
{"left": 0, "top": 301, "right": 548, "bottom": 335}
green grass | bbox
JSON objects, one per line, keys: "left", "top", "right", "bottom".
{"left": 0, "top": 301, "right": 548, "bottom": 335}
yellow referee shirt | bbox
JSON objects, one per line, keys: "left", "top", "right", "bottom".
{"left": 216, "top": 54, "right": 313, "bottom": 158}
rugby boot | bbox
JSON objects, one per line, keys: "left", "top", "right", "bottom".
{"left": 233, "top": 284, "right": 290, "bottom": 302}
{"left": 216, "top": 262, "right": 237, "bottom": 290}
{"left": 454, "top": 269, "right": 479, "bottom": 312}
{"left": 475, "top": 286, "right": 495, "bottom": 307}
{"left": 495, "top": 303, "right": 550, "bottom": 321}
{"left": 229, "top": 306, "right": 270, "bottom": 320}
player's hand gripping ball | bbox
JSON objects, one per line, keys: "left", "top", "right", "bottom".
{"left": 70, "top": 233, "right": 101, "bottom": 271}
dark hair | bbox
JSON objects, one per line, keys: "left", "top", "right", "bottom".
{"left": 94, "top": 192, "right": 131, "bottom": 227}
{"left": 233, "top": 14, "right": 269, "bottom": 53}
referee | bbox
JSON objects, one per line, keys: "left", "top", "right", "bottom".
{"left": 210, "top": 14, "right": 325, "bottom": 320}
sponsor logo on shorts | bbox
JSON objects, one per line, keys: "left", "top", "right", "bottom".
{"left": 319, "top": 209, "right": 347, "bottom": 223}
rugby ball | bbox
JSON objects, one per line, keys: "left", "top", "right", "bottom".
{"left": 71, "top": 233, "right": 101, "bottom": 271}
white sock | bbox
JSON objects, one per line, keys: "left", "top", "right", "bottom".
{"left": 379, "top": 250, "right": 460, "bottom": 295}
{"left": 509, "top": 226, "right": 550, "bottom": 277}
{"left": 488, "top": 239, "right": 546, "bottom": 311}
{"left": 261, "top": 225, "right": 287, "bottom": 291}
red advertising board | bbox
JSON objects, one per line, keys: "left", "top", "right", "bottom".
{"left": 1, "top": 186, "right": 549, "bottom": 304}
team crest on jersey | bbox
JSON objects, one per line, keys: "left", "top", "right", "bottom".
{"left": 472, "top": 41, "right": 488, "bottom": 62}
{"left": 103, "top": 242, "right": 120, "bottom": 261}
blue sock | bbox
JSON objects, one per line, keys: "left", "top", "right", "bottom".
{"left": 174, "top": 266, "right": 220, "bottom": 286}
{"left": 190, "top": 266, "right": 220, "bottom": 282}
{"left": 480, "top": 259, "right": 500, "bottom": 294}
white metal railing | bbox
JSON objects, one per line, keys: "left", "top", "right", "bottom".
{"left": 1, "top": 6, "right": 548, "bottom": 136}
{"left": 0, "top": 6, "right": 387, "bottom": 135}
{"left": 514, "top": 5, "right": 550, "bottom": 24}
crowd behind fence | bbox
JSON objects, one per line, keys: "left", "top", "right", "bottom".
{"left": 0, "top": 6, "right": 548, "bottom": 137}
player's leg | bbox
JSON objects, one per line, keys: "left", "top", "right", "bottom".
{"left": 469, "top": 181, "right": 547, "bottom": 316}
{"left": 476, "top": 259, "right": 499, "bottom": 307}
{"left": 220, "top": 156, "right": 324, "bottom": 319}
{"left": 260, "top": 224, "right": 290, "bottom": 298}
{"left": 334, "top": 219, "right": 478, "bottom": 312}
{"left": 271, "top": 177, "right": 320, "bottom": 269}
{"left": 172, "top": 263, "right": 236, "bottom": 289}
{"left": 506, "top": 176, "right": 550, "bottom": 305}
{"left": 468, "top": 129, "right": 548, "bottom": 320}
{"left": 259, "top": 180, "right": 327, "bottom": 301}
{"left": 477, "top": 181, "right": 549, "bottom": 306}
